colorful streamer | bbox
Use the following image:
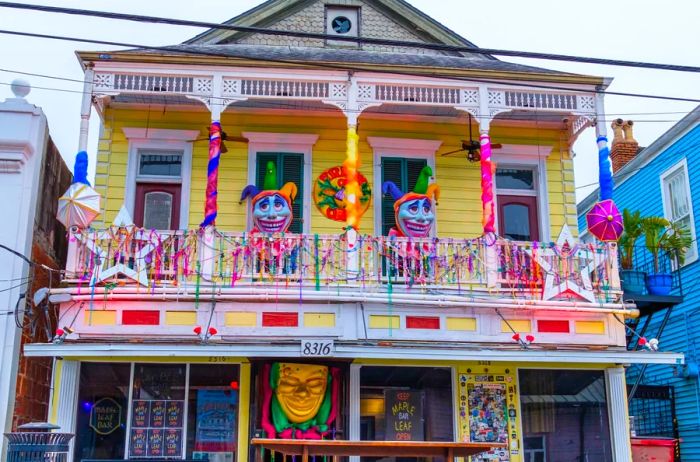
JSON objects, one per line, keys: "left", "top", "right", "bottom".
{"left": 480, "top": 133, "right": 495, "bottom": 234}
{"left": 201, "top": 121, "right": 222, "bottom": 228}
{"left": 343, "top": 126, "right": 361, "bottom": 230}
{"left": 597, "top": 136, "right": 614, "bottom": 201}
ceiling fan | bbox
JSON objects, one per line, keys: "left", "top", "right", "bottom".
{"left": 441, "top": 114, "right": 502, "bottom": 162}
{"left": 194, "top": 127, "right": 248, "bottom": 154}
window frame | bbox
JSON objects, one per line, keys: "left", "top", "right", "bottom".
{"left": 243, "top": 132, "right": 318, "bottom": 234}
{"left": 123, "top": 128, "right": 197, "bottom": 230}
{"left": 660, "top": 157, "right": 698, "bottom": 266}
{"left": 368, "top": 137, "right": 442, "bottom": 237}
{"left": 493, "top": 146, "right": 551, "bottom": 242}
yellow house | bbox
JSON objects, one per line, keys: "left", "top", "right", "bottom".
{"left": 26, "top": 1, "right": 682, "bottom": 462}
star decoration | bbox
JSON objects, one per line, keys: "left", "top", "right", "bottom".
{"left": 526, "top": 224, "right": 599, "bottom": 302}
{"left": 75, "top": 205, "right": 158, "bottom": 287}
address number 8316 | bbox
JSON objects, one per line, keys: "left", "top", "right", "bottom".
{"left": 301, "top": 339, "right": 335, "bottom": 357}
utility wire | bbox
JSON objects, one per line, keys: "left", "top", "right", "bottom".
{"left": 0, "top": 2, "right": 698, "bottom": 73}
{"left": 1, "top": 29, "right": 699, "bottom": 105}
{"left": 5, "top": 64, "right": 699, "bottom": 117}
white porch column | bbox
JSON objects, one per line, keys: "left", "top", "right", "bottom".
{"left": 605, "top": 366, "right": 633, "bottom": 461}
{"left": 53, "top": 360, "right": 80, "bottom": 460}
{"left": 78, "top": 63, "right": 95, "bottom": 152}
{"left": 348, "top": 363, "right": 361, "bottom": 462}
{"left": 0, "top": 83, "right": 47, "bottom": 455}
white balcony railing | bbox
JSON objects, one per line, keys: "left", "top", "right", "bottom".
{"left": 64, "top": 227, "right": 621, "bottom": 303}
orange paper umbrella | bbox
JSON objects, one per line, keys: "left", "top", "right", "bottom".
{"left": 586, "top": 199, "right": 623, "bottom": 242}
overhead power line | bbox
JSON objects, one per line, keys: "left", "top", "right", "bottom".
{"left": 0, "top": 2, "right": 699, "bottom": 73}
{"left": 1, "top": 29, "right": 699, "bottom": 106}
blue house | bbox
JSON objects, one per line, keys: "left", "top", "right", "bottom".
{"left": 578, "top": 106, "right": 700, "bottom": 460}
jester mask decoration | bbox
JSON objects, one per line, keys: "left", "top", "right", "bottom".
{"left": 261, "top": 363, "right": 340, "bottom": 439}
{"left": 240, "top": 161, "right": 298, "bottom": 233}
{"left": 382, "top": 166, "right": 440, "bottom": 238}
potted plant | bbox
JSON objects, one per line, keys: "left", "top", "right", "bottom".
{"left": 640, "top": 216, "right": 691, "bottom": 295}
{"left": 618, "top": 209, "right": 645, "bottom": 294}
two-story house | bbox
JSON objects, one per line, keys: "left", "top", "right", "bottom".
{"left": 579, "top": 106, "right": 700, "bottom": 460}
{"left": 23, "top": 1, "right": 683, "bottom": 462}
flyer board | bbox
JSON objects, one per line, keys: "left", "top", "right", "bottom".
{"left": 128, "top": 399, "right": 184, "bottom": 458}
{"left": 457, "top": 365, "right": 522, "bottom": 462}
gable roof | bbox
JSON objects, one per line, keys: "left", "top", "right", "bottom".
{"left": 184, "top": 0, "right": 492, "bottom": 59}
{"left": 577, "top": 105, "right": 700, "bottom": 216}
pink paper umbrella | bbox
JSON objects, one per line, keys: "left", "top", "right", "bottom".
{"left": 586, "top": 199, "right": 624, "bottom": 242}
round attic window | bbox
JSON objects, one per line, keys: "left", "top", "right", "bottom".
{"left": 331, "top": 16, "right": 352, "bottom": 34}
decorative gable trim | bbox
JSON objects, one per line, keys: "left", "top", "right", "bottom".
{"left": 184, "top": 0, "right": 488, "bottom": 60}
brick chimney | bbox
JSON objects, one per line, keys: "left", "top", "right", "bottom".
{"left": 610, "top": 118, "right": 639, "bottom": 173}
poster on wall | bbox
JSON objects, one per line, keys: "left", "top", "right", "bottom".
{"left": 467, "top": 382, "right": 509, "bottom": 461}
{"left": 149, "top": 400, "right": 166, "bottom": 427}
{"left": 164, "top": 429, "right": 183, "bottom": 458}
{"left": 132, "top": 400, "right": 149, "bottom": 428}
{"left": 194, "top": 389, "right": 238, "bottom": 458}
{"left": 166, "top": 400, "right": 184, "bottom": 427}
{"left": 129, "top": 428, "right": 147, "bottom": 457}
{"left": 384, "top": 390, "right": 424, "bottom": 441}
{"left": 147, "top": 428, "right": 164, "bottom": 457}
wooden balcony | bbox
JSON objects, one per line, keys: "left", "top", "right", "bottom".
{"left": 63, "top": 226, "right": 621, "bottom": 305}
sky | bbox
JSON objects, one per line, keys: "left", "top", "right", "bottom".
{"left": 0, "top": 0, "right": 698, "bottom": 203}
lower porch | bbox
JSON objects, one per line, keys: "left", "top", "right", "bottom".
{"left": 27, "top": 344, "right": 682, "bottom": 462}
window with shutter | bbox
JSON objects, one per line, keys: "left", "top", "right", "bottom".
{"left": 256, "top": 152, "right": 304, "bottom": 234}
{"left": 380, "top": 157, "right": 427, "bottom": 236}
{"left": 661, "top": 159, "right": 697, "bottom": 265}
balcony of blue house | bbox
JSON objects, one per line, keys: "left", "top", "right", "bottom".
{"left": 620, "top": 246, "right": 684, "bottom": 318}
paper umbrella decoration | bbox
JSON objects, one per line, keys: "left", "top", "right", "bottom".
{"left": 585, "top": 199, "right": 624, "bottom": 242}
{"left": 57, "top": 151, "right": 101, "bottom": 228}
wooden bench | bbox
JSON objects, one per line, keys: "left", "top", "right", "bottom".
{"left": 251, "top": 438, "right": 507, "bottom": 462}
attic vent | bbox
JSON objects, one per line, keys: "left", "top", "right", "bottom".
{"left": 326, "top": 6, "right": 359, "bottom": 46}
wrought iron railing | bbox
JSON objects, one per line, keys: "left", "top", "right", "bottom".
{"left": 620, "top": 245, "right": 683, "bottom": 296}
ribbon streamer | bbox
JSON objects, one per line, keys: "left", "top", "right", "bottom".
{"left": 480, "top": 133, "right": 496, "bottom": 234}
{"left": 201, "top": 121, "right": 222, "bottom": 227}
{"left": 344, "top": 125, "right": 361, "bottom": 230}
{"left": 597, "top": 136, "right": 613, "bottom": 201}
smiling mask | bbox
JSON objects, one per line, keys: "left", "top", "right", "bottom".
{"left": 382, "top": 166, "right": 440, "bottom": 238}
{"left": 240, "top": 161, "right": 298, "bottom": 233}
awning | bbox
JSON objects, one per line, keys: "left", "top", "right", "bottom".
{"left": 24, "top": 342, "right": 684, "bottom": 365}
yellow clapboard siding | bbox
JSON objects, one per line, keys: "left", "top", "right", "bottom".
{"left": 368, "top": 315, "right": 400, "bottom": 329}
{"left": 225, "top": 312, "right": 257, "bottom": 327}
{"left": 303, "top": 312, "right": 336, "bottom": 328}
{"left": 98, "top": 108, "right": 575, "bottom": 239}
{"left": 165, "top": 311, "right": 196, "bottom": 326}
{"left": 501, "top": 320, "right": 531, "bottom": 333}
{"left": 446, "top": 317, "right": 477, "bottom": 331}
{"left": 84, "top": 310, "right": 117, "bottom": 325}
{"left": 575, "top": 321, "right": 606, "bottom": 334}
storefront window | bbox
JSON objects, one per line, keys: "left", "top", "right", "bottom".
{"left": 74, "top": 362, "right": 241, "bottom": 462}
{"left": 129, "top": 364, "right": 187, "bottom": 459}
{"left": 187, "top": 364, "right": 240, "bottom": 462}
{"left": 519, "top": 370, "right": 612, "bottom": 462}
{"left": 74, "top": 363, "right": 131, "bottom": 462}
{"left": 360, "top": 366, "right": 453, "bottom": 461}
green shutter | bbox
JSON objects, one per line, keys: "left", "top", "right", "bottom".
{"left": 407, "top": 158, "right": 428, "bottom": 193}
{"left": 380, "top": 157, "right": 427, "bottom": 235}
{"left": 280, "top": 153, "right": 304, "bottom": 234}
{"left": 255, "top": 152, "right": 304, "bottom": 234}
{"left": 381, "top": 158, "right": 404, "bottom": 236}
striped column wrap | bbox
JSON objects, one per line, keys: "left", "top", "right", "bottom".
{"left": 480, "top": 132, "right": 496, "bottom": 234}
{"left": 201, "top": 121, "right": 222, "bottom": 227}
{"left": 344, "top": 125, "right": 361, "bottom": 230}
